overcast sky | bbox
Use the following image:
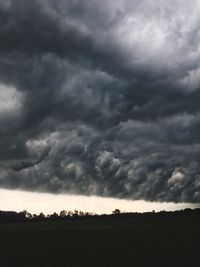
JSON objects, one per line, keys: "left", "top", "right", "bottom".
{"left": 0, "top": 0, "right": 200, "bottom": 204}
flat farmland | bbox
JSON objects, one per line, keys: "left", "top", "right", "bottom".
{"left": 0, "top": 217, "right": 199, "bottom": 267}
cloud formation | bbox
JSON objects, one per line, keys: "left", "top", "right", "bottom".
{"left": 0, "top": 0, "right": 200, "bottom": 202}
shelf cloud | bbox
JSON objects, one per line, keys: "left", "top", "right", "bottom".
{"left": 0, "top": 0, "right": 200, "bottom": 202}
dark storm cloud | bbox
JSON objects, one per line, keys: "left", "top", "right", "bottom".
{"left": 0, "top": 0, "right": 200, "bottom": 202}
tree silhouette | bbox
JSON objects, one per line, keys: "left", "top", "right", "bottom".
{"left": 112, "top": 209, "right": 121, "bottom": 215}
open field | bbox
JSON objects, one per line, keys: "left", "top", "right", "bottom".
{"left": 0, "top": 216, "right": 199, "bottom": 267}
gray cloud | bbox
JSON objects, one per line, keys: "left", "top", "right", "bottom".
{"left": 0, "top": 0, "right": 200, "bottom": 202}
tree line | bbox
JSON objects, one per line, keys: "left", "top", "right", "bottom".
{"left": 0, "top": 208, "right": 200, "bottom": 223}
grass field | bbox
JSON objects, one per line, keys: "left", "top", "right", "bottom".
{"left": 0, "top": 217, "right": 199, "bottom": 267}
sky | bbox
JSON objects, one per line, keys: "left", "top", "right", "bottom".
{"left": 0, "top": 188, "right": 199, "bottom": 215}
{"left": 0, "top": 0, "right": 200, "bottom": 211}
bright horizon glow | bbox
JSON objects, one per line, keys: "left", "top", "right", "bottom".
{"left": 0, "top": 188, "right": 199, "bottom": 215}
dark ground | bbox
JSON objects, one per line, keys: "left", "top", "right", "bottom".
{"left": 0, "top": 216, "right": 199, "bottom": 267}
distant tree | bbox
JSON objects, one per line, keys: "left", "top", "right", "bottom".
{"left": 68, "top": 211, "right": 73, "bottom": 217}
{"left": 48, "top": 212, "right": 59, "bottom": 221}
{"left": 79, "top": 211, "right": 84, "bottom": 217}
{"left": 73, "top": 209, "right": 79, "bottom": 218}
{"left": 112, "top": 209, "right": 121, "bottom": 215}
{"left": 60, "top": 210, "right": 67, "bottom": 217}
{"left": 20, "top": 210, "right": 32, "bottom": 219}
{"left": 38, "top": 212, "right": 45, "bottom": 219}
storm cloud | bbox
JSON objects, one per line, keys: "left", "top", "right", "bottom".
{"left": 0, "top": 0, "right": 200, "bottom": 202}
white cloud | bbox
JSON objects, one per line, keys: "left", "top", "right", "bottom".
{"left": 0, "top": 84, "right": 22, "bottom": 116}
{"left": 178, "top": 68, "right": 200, "bottom": 92}
{"left": 113, "top": 0, "right": 200, "bottom": 88}
{"left": 168, "top": 169, "right": 185, "bottom": 185}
